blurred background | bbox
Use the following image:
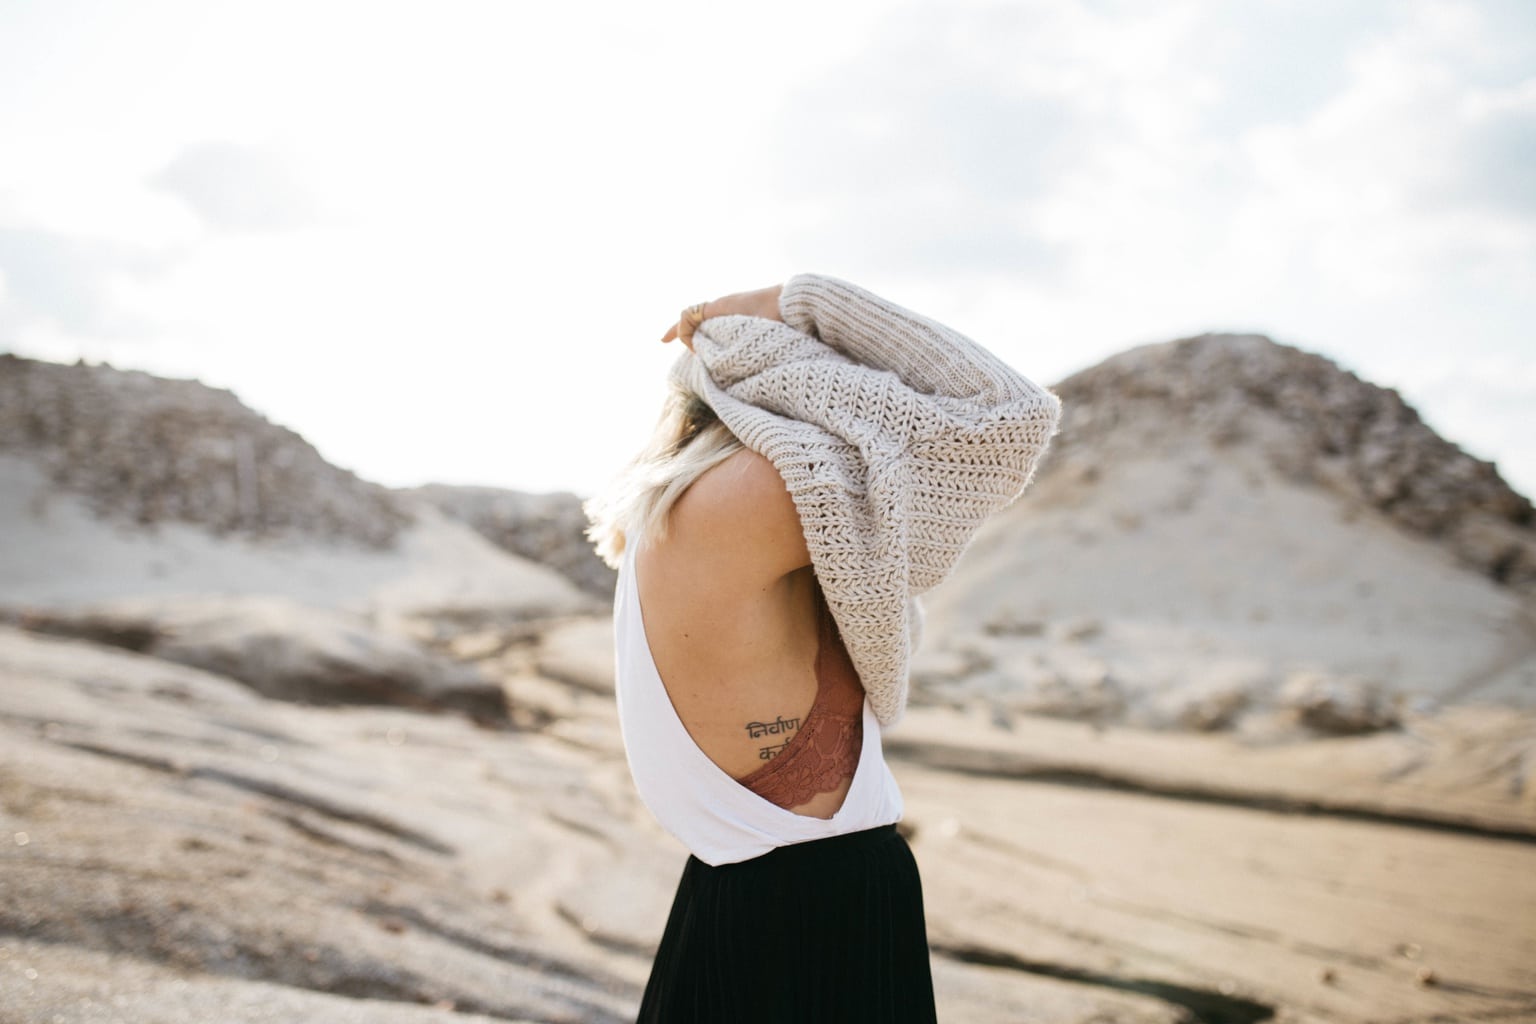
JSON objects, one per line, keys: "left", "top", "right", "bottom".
{"left": 2, "top": 3, "right": 1534, "bottom": 1023}
{"left": 2, "top": 0, "right": 1532, "bottom": 496}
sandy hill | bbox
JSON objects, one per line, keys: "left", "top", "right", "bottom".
{"left": 919, "top": 333, "right": 1536, "bottom": 732}
{"left": 5, "top": 343, "right": 1533, "bottom": 738}
{"left": 0, "top": 354, "right": 591, "bottom": 623}
{"left": 0, "top": 352, "right": 409, "bottom": 546}
{"left": 403, "top": 484, "right": 617, "bottom": 598}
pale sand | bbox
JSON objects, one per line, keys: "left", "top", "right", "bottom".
{"left": 0, "top": 455, "right": 594, "bottom": 623}
{"left": 921, "top": 439, "right": 1536, "bottom": 725}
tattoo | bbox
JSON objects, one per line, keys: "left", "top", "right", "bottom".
{"left": 745, "top": 715, "right": 801, "bottom": 761}
{"left": 745, "top": 715, "right": 800, "bottom": 739}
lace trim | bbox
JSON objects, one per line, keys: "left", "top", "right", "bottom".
{"left": 737, "top": 588, "right": 865, "bottom": 810}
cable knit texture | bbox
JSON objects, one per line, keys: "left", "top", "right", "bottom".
{"left": 670, "top": 274, "right": 1063, "bottom": 725}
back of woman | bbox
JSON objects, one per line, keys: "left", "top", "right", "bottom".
{"left": 587, "top": 275, "right": 1062, "bottom": 1023}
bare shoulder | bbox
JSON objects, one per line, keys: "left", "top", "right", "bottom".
{"left": 679, "top": 448, "right": 790, "bottom": 514}
{"left": 667, "top": 448, "right": 811, "bottom": 583}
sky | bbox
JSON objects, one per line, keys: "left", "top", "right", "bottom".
{"left": 1, "top": 0, "right": 1533, "bottom": 499}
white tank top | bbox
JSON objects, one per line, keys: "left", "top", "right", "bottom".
{"left": 613, "top": 544, "right": 905, "bottom": 867}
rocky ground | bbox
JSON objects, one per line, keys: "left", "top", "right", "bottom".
{"left": 3, "top": 615, "right": 1534, "bottom": 1023}
{"left": 3, "top": 345, "right": 1535, "bottom": 1022}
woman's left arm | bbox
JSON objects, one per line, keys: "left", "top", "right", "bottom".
{"left": 666, "top": 277, "right": 1063, "bottom": 593}
{"left": 661, "top": 285, "right": 784, "bottom": 351}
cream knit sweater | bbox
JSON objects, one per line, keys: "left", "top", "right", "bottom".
{"left": 671, "top": 274, "right": 1062, "bottom": 725}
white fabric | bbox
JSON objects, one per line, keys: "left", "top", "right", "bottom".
{"left": 613, "top": 543, "right": 904, "bottom": 867}
{"left": 671, "top": 273, "right": 1062, "bottom": 725}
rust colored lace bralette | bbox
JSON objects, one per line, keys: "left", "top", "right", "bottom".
{"left": 735, "top": 587, "right": 865, "bottom": 811}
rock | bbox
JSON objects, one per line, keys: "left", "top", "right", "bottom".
{"left": 1, "top": 940, "right": 533, "bottom": 1024}
{"left": 6, "top": 597, "right": 508, "bottom": 720}
{"left": 0, "top": 353, "right": 412, "bottom": 548}
{"left": 1452, "top": 517, "right": 1536, "bottom": 590}
{"left": 911, "top": 646, "right": 990, "bottom": 690}
{"left": 535, "top": 617, "right": 618, "bottom": 695}
{"left": 891, "top": 706, "right": 1536, "bottom": 1024}
{"left": 1161, "top": 682, "right": 1253, "bottom": 733}
{"left": 996, "top": 661, "right": 1126, "bottom": 723}
{"left": 983, "top": 609, "right": 1047, "bottom": 637}
{"left": 1280, "top": 670, "right": 1402, "bottom": 735}
{"left": 1055, "top": 617, "right": 1104, "bottom": 643}
{"left": 7, "top": 623, "right": 1536, "bottom": 1023}
{"left": 1135, "top": 660, "right": 1271, "bottom": 732}
{"left": 0, "top": 622, "right": 1215, "bottom": 1024}
{"left": 0, "top": 625, "right": 650, "bottom": 1023}
{"left": 405, "top": 484, "right": 616, "bottom": 598}
{"left": 921, "top": 333, "right": 1536, "bottom": 736}
{"left": 1045, "top": 334, "right": 1536, "bottom": 594}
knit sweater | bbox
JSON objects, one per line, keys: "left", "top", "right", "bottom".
{"left": 671, "top": 274, "right": 1062, "bottom": 725}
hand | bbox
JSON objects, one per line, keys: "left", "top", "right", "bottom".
{"left": 661, "top": 284, "right": 784, "bottom": 352}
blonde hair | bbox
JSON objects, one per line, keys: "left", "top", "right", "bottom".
{"left": 584, "top": 382, "right": 744, "bottom": 569}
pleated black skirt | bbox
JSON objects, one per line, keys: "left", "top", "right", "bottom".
{"left": 636, "top": 824, "right": 937, "bottom": 1024}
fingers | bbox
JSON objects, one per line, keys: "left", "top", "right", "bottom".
{"left": 678, "top": 301, "right": 707, "bottom": 349}
{"left": 661, "top": 300, "right": 710, "bottom": 351}
{"left": 659, "top": 286, "right": 782, "bottom": 349}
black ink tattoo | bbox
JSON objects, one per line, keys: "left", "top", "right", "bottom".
{"left": 757, "top": 739, "right": 792, "bottom": 761}
{"left": 744, "top": 714, "right": 801, "bottom": 739}
{"left": 745, "top": 715, "right": 801, "bottom": 761}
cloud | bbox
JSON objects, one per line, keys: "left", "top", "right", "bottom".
{"left": 0, "top": 226, "right": 167, "bottom": 340}
{"left": 1446, "top": 81, "right": 1536, "bottom": 218}
{"left": 769, "top": 0, "right": 1536, "bottom": 288}
{"left": 1, "top": 0, "right": 1529, "bottom": 497}
{"left": 1188, "top": 2, "right": 1402, "bottom": 134}
{"left": 767, "top": 3, "right": 1119, "bottom": 279}
{"left": 149, "top": 141, "right": 316, "bottom": 233}
{"left": 1229, "top": 1, "right": 1536, "bottom": 301}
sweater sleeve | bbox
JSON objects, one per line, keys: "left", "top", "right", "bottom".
{"left": 675, "top": 277, "right": 1061, "bottom": 718}
{"left": 681, "top": 276, "right": 1062, "bottom": 596}
{"left": 778, "top": 273, "right": 1055, "bottom": 413}
{"left": 686, "top": 273, "right": 1061, "bottom": 450}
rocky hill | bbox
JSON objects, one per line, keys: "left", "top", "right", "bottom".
{"left": 918, "top": 333, "right": 1536, "bottom": 733}
{"left": 1045, "top": 333, "right": 1534, "bottom": 590}
{"left": 404, "top": 484, "right": 617, "bottom": 598}
{"left": 0, "top": 354, "right": 592, "bottom": 627}
{"left": 0, "top": 353, "right": 411, "bottom": 547}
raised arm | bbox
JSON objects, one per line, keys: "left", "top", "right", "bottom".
{"left": 671, "top": 277, "right": 1060, "bottom": 586}
{"left": 777, "top": 273, "right": 1048, "bottom": 410}
{"left": 659, "top": 275, "right": 1063, "bottom": 723}
{"left": 674, "top": 277, "right": 1060, "bottom": 452}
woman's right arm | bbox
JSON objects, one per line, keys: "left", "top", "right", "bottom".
{"left": 778, "top": 273, "right": 1054, "bottom": 413}
{"left": 672, "top": 275, "right": 1063, "bottom": 594}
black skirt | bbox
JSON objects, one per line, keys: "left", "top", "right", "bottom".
{"left": 637, "top": 824, "right": 937, "bottom": 1024}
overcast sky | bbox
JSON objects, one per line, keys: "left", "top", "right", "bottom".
{"left": 2, "top": 0, "right": 1532, "bottom": 499}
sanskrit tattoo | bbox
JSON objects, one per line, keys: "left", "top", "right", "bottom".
{"left": 745, "top": 715, "right": 801, "bottom": 760}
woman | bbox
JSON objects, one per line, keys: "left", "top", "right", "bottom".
{"left": 586, "top": 274, "right": 1061, "bottom": 1023}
